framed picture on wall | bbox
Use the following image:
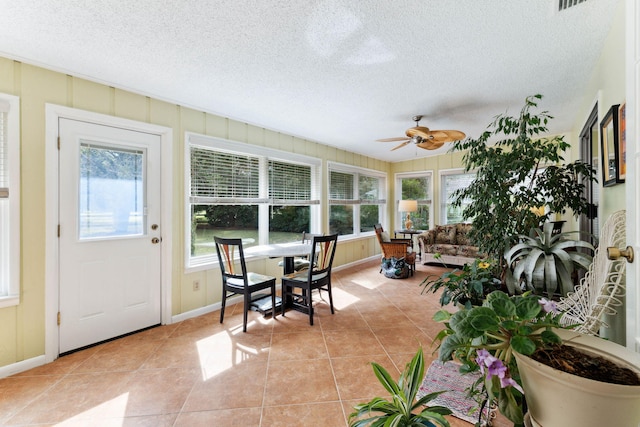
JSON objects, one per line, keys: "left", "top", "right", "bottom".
{"left": 618, "top": 103, "right": 626, "bottom": 182}
{"left": 600, "top": 104, "right": 620, "bottom": 187}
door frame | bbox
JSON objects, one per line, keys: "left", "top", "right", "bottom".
{"left": 44, "top": 104, "right": 173, "bottom": 362}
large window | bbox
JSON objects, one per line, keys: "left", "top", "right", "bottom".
{"left": 0, "top": 93, "right": 20, "bottom": 308}
{"left": 440, "top": 170, "right": 475, "bottom": 224}
{"left": 396, "top": 172, "right": 432, "bottom": 230}
{"left": 328, "top": 163, "right": 386, "bottom": 236}
{"left": 187, "top": 133, "right": 320, "bottom": 268}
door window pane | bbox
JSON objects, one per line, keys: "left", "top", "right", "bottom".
{"left": 79, "top": 143, "right": 144, "bottom": 239}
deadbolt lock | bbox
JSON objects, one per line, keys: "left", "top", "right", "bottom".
{"left": 151, "top": 224, "right": 159, "bottom": 230}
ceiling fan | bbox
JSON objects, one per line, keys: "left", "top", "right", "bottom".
{"left": 377, "top": 115, "right": 466, "bottom": 151}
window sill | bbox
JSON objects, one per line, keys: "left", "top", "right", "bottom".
{"left": 0, "top": 295, "right": 20, "bottom": 309}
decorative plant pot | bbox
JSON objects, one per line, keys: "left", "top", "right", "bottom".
{"left": 514, "top": 329, "right": 640, "bottom": 427}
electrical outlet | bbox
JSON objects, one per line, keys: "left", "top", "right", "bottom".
{"left": 193, "top": 280, "right": 200, "bottom": 291}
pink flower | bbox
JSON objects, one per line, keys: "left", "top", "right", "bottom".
{"left": 476, "top": 349, "right": 524, "bottom": 394}
{"left": 500, "top": 376, "right": 524, "bottom": 394}
{"left": 539, "top": 297, "right": 559, "bottom": 314}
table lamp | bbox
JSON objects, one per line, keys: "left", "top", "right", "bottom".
{"left": 398, "top": 200, "right": 418, "bottom": 230}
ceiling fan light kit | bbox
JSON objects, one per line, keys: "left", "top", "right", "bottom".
{"left": 377, "top": 115, "right": 466, "bottom": 151}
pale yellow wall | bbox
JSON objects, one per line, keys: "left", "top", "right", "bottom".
{"left": 0, "top": 57, "right": 385, "bottom": 368}
{"left": 570, "top": 0, "right": 627, "bottom": 224}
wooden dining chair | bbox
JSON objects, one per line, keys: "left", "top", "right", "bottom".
{"left": 214, "top": 236, "right": 277, "bottom": 332}
{"left": 281, "top": 233, "right": 338, "bottom": 325}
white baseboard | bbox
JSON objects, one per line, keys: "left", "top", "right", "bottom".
{"left": 333, "top": 255, "right": 379, "bottom": 271}
{"left": 0, "top": 355, "right": 47, "bottom": 378}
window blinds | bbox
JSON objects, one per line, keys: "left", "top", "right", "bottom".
{"left": 190, "top": 147, "right": 262, "bottom": 203}
{"left": 190, "top": 146, "right": 319, "bottom": 205}
{"left": 269, "top": 160, "right": 319, "bottom": 204}
{"left": 329, "top": 170, "right": 355, "bottom": 204}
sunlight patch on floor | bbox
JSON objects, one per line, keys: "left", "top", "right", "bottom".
{"left": 55, "top": 393, "right": 129, "bottom": 425}
{"left": 349, "top": 277, "right": 384, "bottom": 290}
{"left": 331, "top": 287, "right": 360, "bottom": 309}
{"left": 197, "top": 328, "right": 269, "bottom": 381}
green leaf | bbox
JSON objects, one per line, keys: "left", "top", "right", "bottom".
{"left": 438, "top": 334, "right": 467, "bottom": 362}
{"left": 432, "top": 310, "right": 452, "bottom": 323}
{"left": 498, "top": 387, "right": 524, "bottom": 425}
{"left": 488, "top": 296, "right": 516, "bottom": 318}
{"left": 511, "top": 335, "right": 536, "bottom": 355}
{"left": 541, "top": 329, "right": 562, "bottom": 344}
{"left": 371, "top": 362, "right": 401, "bottom": 395}
{"left": 515, "top": 296, "right": 541, "bottom": 320}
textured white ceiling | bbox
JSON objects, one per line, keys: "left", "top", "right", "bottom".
{"left": 0, "top": 0, "right": 621, "bottom": 162}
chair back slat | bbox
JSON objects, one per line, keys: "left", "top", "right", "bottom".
{"left": 214, "top": 237, "right": 248, "bottom": 284}
{"left": 311, "top": 234, "right": 338, "bottom": 274}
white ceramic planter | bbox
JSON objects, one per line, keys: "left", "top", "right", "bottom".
{"left": 514, "top": 329, "right": 640, "bottom": 427}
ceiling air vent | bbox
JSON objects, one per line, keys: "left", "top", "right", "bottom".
{"left": 558, "top": 0, "right": 588, "bottom": 12}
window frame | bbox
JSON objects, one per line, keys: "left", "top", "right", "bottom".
{"left": 327, "top": 162, "right": 386, "bottom": 238}
{"left": 394, "top": 171, "right": 433, "bottom": 231}
{"left": 0, "top": 93, "right": 20, "bottom": 308}
{"left": 439, "top": 168, "right": 476, "bottom": 225}
{"left": 185, "top": 132, "right": 321, "bottom": 270}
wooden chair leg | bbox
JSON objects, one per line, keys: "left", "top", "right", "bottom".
{"left": 243, "top": 294, "right": 250, "bottom": 332}
{"left": 282, "top": 283, "right": 288, "bottom": 318}
{"left": 220, "top": 289, "right": 227, "bottom": 324}
{"left": 271, "top": 283, "right": 277, "bottom": 318}
{"left": 307, "top": 287, "right": 314, "bottom": 325}
{"left": 327, "top": 283, "right": 335, "bottom": 315}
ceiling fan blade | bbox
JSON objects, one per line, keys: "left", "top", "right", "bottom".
{"left": 377, "top": 137, "right": 410, "bottom": 142}
{"left": 405, "top": 126, "right": 431, "bottom": 138}
{"left": 431, "top": 130, "right": 466, "bottom": 141}
{"left": 391, "top": 141, "right": 411, "bottom": 151}
{"left": 417, "top": 140, "right": 445, "bottom": 150}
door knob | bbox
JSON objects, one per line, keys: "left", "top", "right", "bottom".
{"left": 151, "top": 237, "right": 160, "bottom": 244}
{"left": 607, "top": 246, "right": 634, "bottom": 263}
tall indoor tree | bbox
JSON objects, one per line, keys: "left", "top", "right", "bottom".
{"left": 450, "top": 94, "right": 597, "bottom": 266}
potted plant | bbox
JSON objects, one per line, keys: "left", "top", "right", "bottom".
{"left": 449, "top": 94, "right": 597, "bottom": 270}
{"left": 349, "top": 347, "right": 452, "bottom": 427}
{"left": 421, "top": 256, "right": 502, "bottom": 309}
{"left": 504, "top": 222, "right": 594, "bottom": 297}
{"left": 433, "top": 291, "right": 640, "bottom": 427}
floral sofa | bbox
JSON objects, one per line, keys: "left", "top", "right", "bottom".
{"left": 417, "top": 223, "right": 486, "bottom": 266}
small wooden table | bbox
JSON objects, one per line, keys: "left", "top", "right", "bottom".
{"left": 394, "top": 229, "right": 423, "bottom": 258}
{"left": 394, "top": 229, "right": 423, "bottom": 240}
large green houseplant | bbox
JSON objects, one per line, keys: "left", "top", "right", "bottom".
{"left": 504, "top": 222, "right": 594, "bottom": 297}
{"left": 449, "top": 94, "right": 597, "bottom": 266}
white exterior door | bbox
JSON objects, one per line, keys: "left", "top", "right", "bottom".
{"left": 58, "top": 118, "right": 162, "bottom": 353}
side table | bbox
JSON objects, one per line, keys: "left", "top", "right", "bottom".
{"left": 394, "top": 229, "right": 423, "bottom": 258}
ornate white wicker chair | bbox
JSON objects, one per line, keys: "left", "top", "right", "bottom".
{"left": 557, "top": 210, "right": 627, "bottom": 335}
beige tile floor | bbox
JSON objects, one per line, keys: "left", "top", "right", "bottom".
{"left": 0, "top": 259, "right": 511, "bottom": 427}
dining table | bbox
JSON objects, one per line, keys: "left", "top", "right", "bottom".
{"left": 245, "top": 242, "right": 313, "bottom": 316}
{"left": 245, "top": 242, "right": 312, "bottom": 275}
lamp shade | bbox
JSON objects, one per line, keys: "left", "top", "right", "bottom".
{"left": 398, "top": 200, "right": 418, "bottom": 212}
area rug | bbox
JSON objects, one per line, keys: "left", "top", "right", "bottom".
{"left": 417, "top": 359, "right": 490, "bottom": 425}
